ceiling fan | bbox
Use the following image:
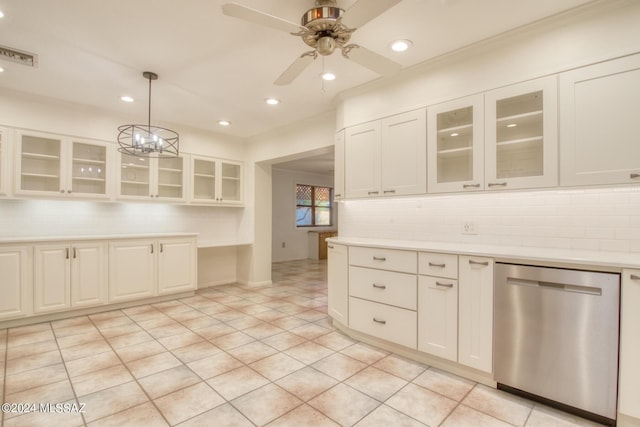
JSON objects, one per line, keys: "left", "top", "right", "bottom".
{"left": 222, "top": 0, "right": 403, "bottom": 85}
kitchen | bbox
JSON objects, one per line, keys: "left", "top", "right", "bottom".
{"left": 1, "top": 0, "right": 640, "bottom": 426}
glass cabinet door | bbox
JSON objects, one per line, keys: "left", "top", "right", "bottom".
{"left": 18, "top": 132, "right": 63, "bottom": 194}
{"left": 157, "top": 156, "right": 185, "bottom": 200}
{"left": 220, "top": 161, "right": 242, "bottom": 203}
{"left": 485, "top": 76, "right": 558, "bottom": 190}
{"left": 119, "top": 153, "right": 150, "bottom": 197}
{"left": 71, "top": 141, "right": 108, "bottom": 196}
{"left": 191, "top": 157, "right": 216, "bottom": 203}
{"left": 427, "top": 95, "right": 483, "bottom": 193}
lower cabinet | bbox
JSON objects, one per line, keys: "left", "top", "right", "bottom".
{"left": 158, "top": 237, "right": 197, "bottom": 295}
{"left": 327, "top": 243, "right": 348, "bottom": 325}
{"left": 0, "top": 245, "right": 32, "bottom": 320}
{"left": 108, "top": 239, "right": 157, "bottom": 303}
{"left": 34, "top": 242, "right": 107, "bottom": 314}
{"left": 458, "top": 256, "right": 494, "bottom": 373}
{"left": 349, "top": 297, "right": 417, "bottom": 349}
{"left": 619, "top": 269, "right": 640, "bottom": 419}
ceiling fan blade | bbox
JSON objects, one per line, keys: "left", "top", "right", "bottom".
{"left": 274, "top": 53, "right": 316, "bottom": 86}
{"left": 222, "top": 3, "right": 306, "bottom": 34}
{"left": 345, "top": 45, "right": 401, "bottom": 77}
{"left": 340, "top": 0, "right": 403, "bottom": 29}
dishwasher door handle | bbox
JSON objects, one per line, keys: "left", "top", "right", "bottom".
{"left": 506, "top": 277, "right": 602, "bottom": 296}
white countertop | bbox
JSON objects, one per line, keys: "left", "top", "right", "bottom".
{"left": 327, "top": 237, "right": 640, "bottom": 270}
{"left": 0, "top": 232, "right": 199, "bottom": 244}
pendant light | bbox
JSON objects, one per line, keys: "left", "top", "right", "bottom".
{"left": 117, "top": 71, "right": 179, "bottom": 157}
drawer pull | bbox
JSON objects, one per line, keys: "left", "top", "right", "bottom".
{"left": 463, "top": 183, "right": 480, "bottom": 189}
{"left": 436, "top": 281, "right": 454, "bottom": 288}
{"left": 373, "top": 256, "right": 386, "bottom": 261}
{"left": 631, "top": 274, "right": 640, "bottom": 281}
{"left": 631, "top": 173, "right": 640, "bottom": 179}
{"left": 383, "top": 189, "right": 396, "bottom": 194}
{"left": 488, "top": 182, "right": 508, "bottom": 187}
{"left": 327, "top": 244, "right": 334, "bottom": 249}
{"left": 368, "top": 191, "right": 379, "bottom": 195}
{"left": 373, "top": 318, "right": 387, "bottom": 325}
{"left": 372, "top": 283, "right": 387, "bottom": 290}
{"left": 469, "top": 259, "right": 489, "bottom": 266}
{"left": 428, "top": 262, "right": 446, "bottom": 268}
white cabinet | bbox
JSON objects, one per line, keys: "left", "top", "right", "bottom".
{"left": 109, "top": 239, "right": 157, "bottom": 303}
{"left": 484, "top": 76, "right": 558, "bottom": 190}
{"left": 428, "top": 95, "right": 484, "bottom": 193}
{"left": 0, "top": 127, "right": 12, "bottom": 196}
{"left": 334, "top": 130, "right": 345, "bottom": 200}
{"left": 560, "top": 54, "right": 640, "bottom": 186}
{"left": 327, "top": 242, "right": 348, "bottom": 325}
{"left": 619, "top": 269, "right": 640, "bottom": 418}
{"left": 344, "top": 109, "right": 426, "bottom": 198}
{"left": 15, "top": 130, "right": 113, "bottom": 199}
{"left": 118, "top": 153, "right": 187, "bottom": 202}
{"left": 158, "top": 237, "right": 197, "bottom": 295}
{"left": 0, "top": 245, "right": 32, "bottom": 320}
{"left": 418, "top": 252, "right": 458, "bottom": 361}
{"left": 34, "top": 242, "right": 107, "bottom": 314}
{"left": 190, "top": 155, "right": 243, "bottom": 205}
{"left": 458, "top": 256, "right": 494, "bottom": 373}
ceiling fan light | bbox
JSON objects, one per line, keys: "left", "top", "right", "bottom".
{"left": 121, "top": 95, "right": 134, "bottom": 103}
{"left": 320, "top": 72, "right": 336, "bottom": 81}
{"left": 317, "top": 36, "right": 336, "bottom": 56}
{"left": 391, "top": 39, "right": 412, "bottom": 52}
{"left": 218, "top": 120, "right": 232, "bottom": 126}
{"left": 265, "top": 97, "right": 280, "bottom": 105}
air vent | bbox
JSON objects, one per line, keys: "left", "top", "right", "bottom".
{"left": 0, "top": 45, "right": 38, "bottom": 67}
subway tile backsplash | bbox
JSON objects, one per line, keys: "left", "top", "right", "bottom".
{"left": 338, "top": 187, "right": 640, "bottom": 253}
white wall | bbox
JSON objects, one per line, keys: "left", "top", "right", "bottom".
{"left": 272, "top": 168, "right": 335, "bottom": 262}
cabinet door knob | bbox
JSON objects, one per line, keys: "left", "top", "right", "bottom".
{"left": 150, "top": 244, "right": 154, "bottom": 254}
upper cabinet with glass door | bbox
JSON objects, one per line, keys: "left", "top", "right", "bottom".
{"left": 0, "top": 127, "right": 12, "bottom": 196}
{"left": 15, "top": 130, "right": 112, "bottom": 199}
{"left": 118, "top": 152, "right": 187, "bottom": 202}
{"left": 190, "top": 155, "right": 243, "bottom": 205}
{"left": 484, "top": 76, "right": 558, "bottom": 190}
{"left": 428, "top": 95, "right": 484, "bottom": 193}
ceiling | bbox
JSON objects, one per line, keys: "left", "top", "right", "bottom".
{"left": 0, "top": 0, "right": 597, "bottom": 143}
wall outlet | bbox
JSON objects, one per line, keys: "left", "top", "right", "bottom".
{"left": 462, "top": 221, "right": 478, "bottom": 235}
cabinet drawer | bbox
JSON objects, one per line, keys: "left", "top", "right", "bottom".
{"left": 349, "top": 266, "right": 416, "bottom": 310}
{"left": 349, "top": 297, "right": 417, "bottom": 349}
{"left": 419, "top": 252, "right": 458, "bottom": 279}
{"left": 349, "top": 247, "right": 416, "bottom": 273}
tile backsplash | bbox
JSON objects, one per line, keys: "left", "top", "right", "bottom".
{"left": 338, "top": 186, "right": 640, "bottom": 253}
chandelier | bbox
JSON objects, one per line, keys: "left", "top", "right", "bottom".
{"left": 117, "top": 71, "right": 179, "bottom": 157}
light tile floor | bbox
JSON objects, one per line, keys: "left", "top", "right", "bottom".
{"left": 0, "top": 259, "right": 605, "bottom": 427}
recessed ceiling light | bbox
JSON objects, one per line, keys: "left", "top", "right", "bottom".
{"left": 0, "top": 10, "right": 5, "bottom": 18}
{"left": 0, "top": 67, "right": 4, "bottom": 73}
{"left": 120, "top": 96, "right": 134, "bottom": 103}
{"left": 390, "top": 39, "right": 412, "bottom": 52}
{"left": 265, "top": 97, "right": 280, "bottom": 105}
{"left": 218, "top": 120, "right": 231, "bottom": 126}
{"left": 320, "top": 72, "right": 336, "bottom": 81}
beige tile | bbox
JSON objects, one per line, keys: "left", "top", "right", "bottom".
{"left": 211, "top": 309, "right": 247, "bottom": 322}
{"left": 71, "top": 364, "right": 134, "bottom": 396}
{"left": 249, "top": 352, "right": 306, "bottom": 381}
{"left": 386, "top": 383, "right": 458, "bottom": 427}
{"left": 126, "top": 351, "right": 182, "bottom": 379}
{"left": 355, "top": 404, "right": 428, "bottom": 427}
{"left": 80, "top": 381, "right": 149, "bottom": 422}
{"left": 65, "top": 351, "right": 121, "bottom": 378}
{"left": 267, "top": 404, "right": 340, "bottom": 427}
{"left": 4, "top": 363, "right": 68, "bottom": 395}
{"left": 194, "top": 323, "right": 236, "bottom": 340}
{"left": 157, "top": 331, "right": 204, "bottom": 350}
{"left": 231, "top": 383, "right": 302, "bottom": 426}
{"left": 261, "top": 331, "right": 307, "bottom": 351}
{"left": 312, "top": 352, "right": 367, "bottom": 381}
{"left": 413, "top": 368, "right": 475, "bottom": 402}
{"left": 180, "top": 315, "right": 220, "bottom": 331}
{"left": 442, "top": 404, "right": 514, "bottom": 427}
{"left": 252, "top": 309, "right": 288, "bottom": 322}
{"left": 154, "top": 382, "right": 225, "bottom": 425}
{"left": 372, "top": 354, "right": 427, "bottom": 381}
{"left": 99, "top": 322, "right": 143, "bottom": 338}
{"left": 208, "top": 331, "right": 255, "bottom": 350}
{"left": 53, "top": 322, "right": 98, "bottom": 338}
{"left": 8, "top": 323, "right": 51, "bottom": 337}
{"left": 138, "top": 365, "right": 202, "bottom": 399}
{"left": 87, "top": 402, "right": 169, "bottom": 427}
{"left": 227, "top": 340, "right": 278, "bottom": 364}
{"left": 57, "top": 330, "right": 105, "bottom": 349}
{"left": 346, "top": 367, "right": 408, "bottom": 401}
{"left": 7, "top": 329, "right": 55, "bottom": 347}
{"left": 275, "top": 367, "right": 339, "bottom": 402}
{"left": 114, "top": 339, "right": 167, "bottom": 363}
{"left": 147, "top": 322, "right": 190, "bottom": 339}
{"left": 3, "top": 401, "right": 85, "bottom": 427}
{"left": 207, "top": 366, "right": 270, "bottom": 401}
{"left": 167, "top": 308, "right": 206, "bottom": 323}
{"left": 6, "top": 339, "right": 58, "bottom": 360}
{"left": 284, "top": 341, "right": 334, "bottom": 365}
{"left": 50, "top": 315, "right": 92, "bottom": 329}
{"left": 172, "top": 340, "right": 221, "bottom": 364}
{"left": 294, "top": 309, "right": 327, "bottom": 322}
{"left": 226, "top": 314, "right": 264, "bottom": 330}
{"left": 340, "top": 342, "right": 389, "bottom": 365}
{"left": 314, "top": 331, "right": 357, "bottom": 351}
{"left": 4, "top": 379, "right": 75, "bottom": 408}
{"left": 177, "top": 403, "right": 254, "bottom": 427}
{"left": 308, "top": 383, "right": 380, "bottom": 426}
{"left": 137, "top": 314, "right": 175, "bottom": 331}
{"left": 525, "top": 404, "right": 604, "bottom": 427}
{"left": 243, "top": 322, "right": 286, "bottom": 340}
{"left": 5, "top": 349, "right": 62, "bottom": 375}
{"left": 289, "top": 323, "right": 331, "bottom": 340}
{"left": 106, "top": 330, "right": 154, "bottom": 349}
{"left": 61, "top": 339, "right": 111, "bottom": 361}
{"left": 187, "top": 352, "right": 243, "bottom": 379}
{"left": 462, "top": 385, "right": 533, "bottom": 426}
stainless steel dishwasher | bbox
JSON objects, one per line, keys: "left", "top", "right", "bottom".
{"left": 494, "top": 263, "right": 620, "bottom": 425}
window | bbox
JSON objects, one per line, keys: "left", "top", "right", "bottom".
{"left": 296, "top": 184, "right": 333, "bottom": 227}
